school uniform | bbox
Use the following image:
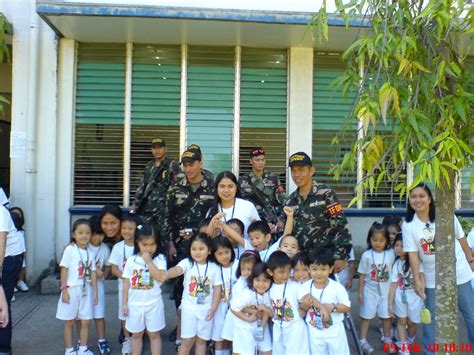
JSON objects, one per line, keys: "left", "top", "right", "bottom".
{"left": 221, "top": 276, "right": 248, "bottom": 341}
{"left": 391, "top": 259, "right": 423, "bottom": 323}
{"left": 89, "top": 243, "right": 110, "bottom": 319}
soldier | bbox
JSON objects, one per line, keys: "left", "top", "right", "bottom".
{"left": 162, "top": 148, "right": 215, "bottom": 260}
{"left": 186, "top": 144, "right": 214, "bottom": 180}
{"left": 285, "top": 151, "right": 352, "bottom": 272}
{"left": 131, "top": 138, "right": 181, "bottom": 244}
{"left": 238, "top": 147, "right": 286, "bottom": 234}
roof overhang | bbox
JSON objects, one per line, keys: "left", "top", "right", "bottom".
{"left": 36, "top": 1, "right": 367, "bottom": 51}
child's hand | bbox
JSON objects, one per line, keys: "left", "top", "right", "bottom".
{"left": 300, "top": 294, "right": 313, "bottom": 311}
{"left": 157, "top": 272, "right": 168, "bottom": 283}
{"left": 319, "top": 304, "right": 330, "bottom": 322}
{"left": 205, "top": 308, "right": 215, "bottom": 321}
{"left": 95, "top": 267, "right": 104, "bottom": 280}
{"left": 123, "top": 304, "right": 129, "bottom": 316}
{"left": 388, "top": 305, "right": 394, "bottom": 317}
{"left": 247, "top": 312, "right": 258, "bottom": 323}
{"left": 283, "top": 206, "right": 294, "bottom": 217}
{"left": 211, "top": 212, "right": 226, "bottom": 229}
{"left": 61, "top": 289, "right": 70, "bottom": 304}
{"left": 142, "top": 252, "right": 152, "bottom": 263}
{"left": 358, "top": 292, "right": 363, "bottom": 305}
{"left": 93, "top": 292, "right": 98, "bottom": 306}
{"left": 345, "top": 279, "right": 353, "bottom": 290}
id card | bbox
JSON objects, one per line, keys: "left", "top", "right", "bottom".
{"left": 314, "top": 311, "right": 324, "bottom": 330}
{"left": 141, "top": 271, "right": 151, "bottom": 286}
{"left": 197, "top": 292, "right": 206, "bottom": 305}
{"left": 253, "top": 326, "right": 264, "bottom": 341}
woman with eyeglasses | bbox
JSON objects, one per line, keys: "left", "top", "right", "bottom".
{"left": 402, "top": 183, "right": 474, "bottom": 354}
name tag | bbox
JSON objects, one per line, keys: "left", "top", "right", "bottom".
{"left": 309, "top": 201, "right": 325, "bottom": 207}
{"left": 176, "top": 193, "right": 188, "bottom": 199}
{"left": 200, "top": 195, "right": 214, "bottom": 200}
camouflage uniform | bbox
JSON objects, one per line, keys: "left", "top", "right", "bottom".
{"left": 161, "top": 172, "right": 215, "bottom": 256}
{"left": 133, "top": 157, "right": 181, "bottom": 240}
{"left": 238, "top": 170, "right": 286, "bottom": 225}
{"left": 285, "top": 180, "right": 352, "bottom": 260}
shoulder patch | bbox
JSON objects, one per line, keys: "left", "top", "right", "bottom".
{"left": 326, "top": 202, "right": 344, "bottom": 218}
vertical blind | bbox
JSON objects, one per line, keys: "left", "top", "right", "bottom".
{"left": 74, "top": 43, "right": 125, "bottom": 205}
{"left": 186, "top": 46, "right": 235, "bottom": 174}
{"left": 239, "top": 48, "right": 287, "bottom": 185}
{"left": 130, "top": 44, "right": 181, "bottom": 197}
{"left": 312, "top": 54, "right": 357, "bottom": 207}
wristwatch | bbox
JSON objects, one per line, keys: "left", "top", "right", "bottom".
{"left": 331, "top": 304, "right": 338, "bottom": 313}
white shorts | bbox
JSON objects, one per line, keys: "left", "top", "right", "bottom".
{"left": 181, "top": 307, "right": 213, "bottom": 340}
{"left": 211, "top": 301, "right": 229, "bottom": 341}
{"left": 232, "top": 324, "right": 272, "bottom": 354}
{"left": 125, "top": 299, "right": 166, "bottom": 333}
{"left": 117, "top": 282, "right": 126, "bottom": 321}
{"left": 360, "top": 287, "right": 390, "bottom": 319}
{"left": 221, "top": 309, "right": 235, "bottom": 341}
{"left": 93, "top": 280, "right": 105, "bottom": 319}
{"left": 56, "top": 284, "right": 94, "bottom": 321}
{"left": 393, "top": 290, "right": 422, "bottom": 323}
{"left": 273, "top": 319, "right": 309, "bottom": 354}
{"left": 308, "top": 321, "right": 350, "bottom": 355}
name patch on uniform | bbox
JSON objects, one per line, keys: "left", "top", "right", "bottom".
{"left": 309, "top": 201, "right": 325, "bottom": 207}
{"left": 176, "top": 193, "right": 188, "bottom": 199}
{"left": 326, "top": 202, "right": 343, "bottom": 217}
{"left": 200, "top": 195, "right": 214, "bottom": 200}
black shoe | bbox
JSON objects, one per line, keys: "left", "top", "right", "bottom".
{"left": 168, "top": 327, "right": 177, "bottom": 342}
{"left": 118, "top": 327, "right": 125, "bottom": 344}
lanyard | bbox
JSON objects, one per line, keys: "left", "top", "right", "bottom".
{"left": 262, "top": 247, "right": 271, "bottom": 261}
{"left": 133, "top": 255, "right": 149, "bottom": 271}
{"left": 195, "top": 262, "right": 209, "bottom": 289}
{"left": 219, "top": 201, "right": 236, "bottom": 222}
{"left": 76, "top": 244, "right": 90, "bottom": 288}
{"left": 371, "top": 250, "right": 385, "bottom": 295}
{"left": 94, "top": 244, "right": 103, "bottom": 266}
{"left": 310, "top": 279, "right": 328, "bottom": 304}
{"left": 277, "top": 282, "right": 288, "bottom": 327}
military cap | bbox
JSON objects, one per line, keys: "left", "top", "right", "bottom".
{"left": 151, "top": 138, "right": 166, "bottom": 147}
{"left": 288, "top": 152, "right": 312, "bottom": 167}
{"left": 181, "top": 149, "right": 202, "bottom": 163}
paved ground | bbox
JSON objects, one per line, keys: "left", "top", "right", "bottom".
{"left": 10, "top": 279, "right": 469, "bottom": 354}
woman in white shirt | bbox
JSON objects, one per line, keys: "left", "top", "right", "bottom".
{"left": 402, "top": 183, "right": 474, "bottom": 354}
{"left": 208, "top": 171, "right": 260, "bottom": 239}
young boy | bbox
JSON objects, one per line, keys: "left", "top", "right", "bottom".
{"left": 300, "top": 249, "right": 351, "bottom": 354}
{"left": 248, "top": 221, "right": 279, "bottom": 262}
{"left": 267, "top": 251, "right": 309, "bottom": 354}
{"left": 108, "top": 213, "right": 137, "bottom": 354}
{"left": 279, "top": 234, "right": 300, "bottom": 259}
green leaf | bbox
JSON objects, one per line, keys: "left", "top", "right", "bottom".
{"left": 412, "top": 61, "right": 431, "bottom": 73}
{"left": 452, "top": 98, "right": 466, "bottom": 122}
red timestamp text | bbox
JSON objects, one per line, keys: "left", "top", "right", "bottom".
{"left": 384, "top": 343, "right": 473, "bottom": 353}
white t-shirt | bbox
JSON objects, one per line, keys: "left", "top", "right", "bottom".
{"left": 108, "top": 241, "right": 135, "bottom": 285}
{"left": 402, "top": 214, "right": 472, "bottom": 288}
{"left": 122, "top": 254, "right": 167, "bottom": 306}
{"left": 0, "top": 188, "right": 8, "bottom": 208}
{"left": 234, "top": 239, "right": 253, "bottom": 260}
{"left": 177, "top": 258, "right": 222, "bottom": 309}
{"left": 0, "top": 206, "right": 24, "bottom": 257}
{"left": 90, "top": 243, "right": 111, "bottom": 273}
{"left": 218, "top": 260, "right": 239, "bottom": 303}
{"left": 268, "top": 280, "right": 304, "bottom": 327}
{"left": 258, "top": 235, "right": 282, "bottom": 262}
{"left": 230, "top": 286, "right": 271, "bottom": 329}
{"left": 218, "top": 198, "right": 260, "bottom": 239}
{"left": 390, "top": 258, "right": 423, "bottom": 292}
{"left": 358, "top": 249, "right": 395, "bottom": 297}
{"left": 233, "top": 276, "right": 249, "bottom": 294}
{"left": 59, "top": 244, "right": 97, "bottom": 287}
{"left": 300, "top": 278, "right": 351, "bottom": 334}
{"left": 336, "top": 247, "right": 355, "bottom": 286}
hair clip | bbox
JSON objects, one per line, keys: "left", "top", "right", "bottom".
{"left": 137, "top": 224, "right": 143, "bottom": 230}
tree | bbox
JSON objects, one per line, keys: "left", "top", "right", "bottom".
{"left": 311, "top": 0, "right": 473, "bottom": 352}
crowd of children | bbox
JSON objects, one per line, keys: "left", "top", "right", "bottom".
{"left": 56, "top": 210, "right": 427, "bottom": 355}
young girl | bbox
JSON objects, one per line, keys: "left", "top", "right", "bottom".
{"left": 230, "top": 262, "right": 273, "bottom": 355}
{"left": 163, "top": 234, "right": 222, "bottom": 355}
{"left": 122, "top": 223, "right": 167, "bottom": 355}
{"left": 292, "top": 252, "right": 311, "bottom": 285}
{"left": 88, "top": 215, "right": 111, "bottom": 354}
{"left": 210, "top": 237, "right": 238, "bottom": 355}
{"left": 56, "top": 219, "right": 98, "bottom": 355}
{"left": 388, "top": 234, "right": 423, "bottom": 354}
{"left": 357, "top": 222, "right": 395, "bottom": 353}
{"left": 221, "top": 250, "right": 261, "bottom": 343}
{"left": 108, "top": 213, "right": 137, "bottom": 354}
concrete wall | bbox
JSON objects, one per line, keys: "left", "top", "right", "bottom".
{"left": 1, "top": 0, "right": 58, "bottom": 282}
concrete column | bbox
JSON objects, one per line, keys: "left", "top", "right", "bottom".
{"left": 55, "top": 38, "right": 76, "bottom": 264}
{"left": 287, "top": 47, "right": 313, "bottom": 192}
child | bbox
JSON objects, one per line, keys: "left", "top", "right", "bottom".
{"left": 382, "top": 214, "right": 402, "bottom": 246}
{"left": 221, "top": 250, "right": 261, "bottom": 343}
{"left": 336, "top": 247, "right": 356, "bottom": 290}
{"left": 108, "top": 213, "right": 137, "bottom": 354}
{"left": 357, "top": 222, "right": 395, "bottom": 353}
{"left": 292, "top": 252, "right": 311, "bottom": 285}
{"left": 267, "top": 251, "right": 309, "bottom": 354}
{"left": 56, "top": 219, "right": 98, "bottom": 355}
{"left": 122, "top": 223, "right": 167, "bottom": 355}
{"left": 163, "top": 233, "right": 222, "bottom": 355}
{"left": 230, "top": 262, "right": 273, "bottom": 355}
{"left": 279, "top": 234, "right": 300, "bottom": 259}
{"left": 300, "top": 249, "right": 351, "bottom": 354}
{"left": 88, "top": 215, "right": 111, "bottom": 354}
{"left": 210, "top": 237, "right": 238, "bottom": 355}
{"left": 388, "top": 234, "right": 423, "bottom": 355}
{"left": 248, "top": 221, "right": 279, "bottom": 262}
{"left": 10, "top": 207, "right": 28, "bottom": 293}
